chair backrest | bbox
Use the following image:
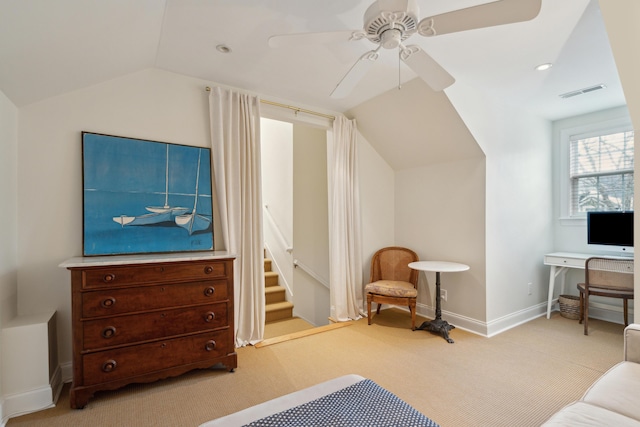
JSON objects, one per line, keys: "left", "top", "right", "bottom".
{"left": 585, "top": 257, "right": 634, "bottom": 291}
{"left": 370, "top": 247, "right": 419, "bottom": 286}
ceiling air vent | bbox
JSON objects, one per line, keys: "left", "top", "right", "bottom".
{"left": 559, "top": 84, "right": 606, "bottom": 99}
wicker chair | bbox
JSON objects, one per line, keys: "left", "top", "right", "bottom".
{"left": 578, "top": 257, "right": 634, "bottom": 335}
{"left": 364, "top": 247, "right": 419, "bottom": 330}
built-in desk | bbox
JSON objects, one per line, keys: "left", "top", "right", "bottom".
{"left": 544, "top": 252, "right": 634, "bottom": 319}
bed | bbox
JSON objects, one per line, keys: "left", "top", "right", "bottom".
{"left": 199, "top": 374, "right": 439, "bottom": 427}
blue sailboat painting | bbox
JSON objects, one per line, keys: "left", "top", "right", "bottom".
{"left": 175, "top": 149, "right": 212, "bottom": 235}
{"left": 82, "top": 132, "right": 214, "bottom": 256}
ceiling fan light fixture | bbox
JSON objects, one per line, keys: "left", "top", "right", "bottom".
{"left": 380, "top": 29, "right": 403, "bottom": 49}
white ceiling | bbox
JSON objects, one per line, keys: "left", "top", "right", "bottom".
{"left": 0, "top": 0, "right": 626, "bottom": 121}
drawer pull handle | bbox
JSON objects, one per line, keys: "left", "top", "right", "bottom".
{"left": 101, "top": 326, "right": 116, "bottom": 339}
{"left": 204, "top": 266, "right": 214, "bottom": 274}
{"left": 101, "top": 297, "right": 116, "bottom": 308}
{"left": 102, "top": 360, "right": 117, "bottom": 373}
{"left": 103, "top": 274, "right": 116, "bottom": 283}
{"left": 204, "top": 287, "right": 215, "bottom": 297}
{"left": 205, "top": 312, "right": 215, "bottom": 322}
{"left": 205, "top": 340, "right": 216, "bottom": 351}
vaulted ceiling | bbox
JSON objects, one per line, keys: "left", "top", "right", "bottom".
{"left": 0, "top": 0, "right": 625, "bottom": 122}
{"left": 0, "top": 0, "right": 624, "bottom": 119}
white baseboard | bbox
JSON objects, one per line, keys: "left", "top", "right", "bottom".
{"left": 60, "top": 361, "right": 73, "bottom": 384}
{"left": 1, "top": 385, "right": 55, "bottom": 425}
{"left": 413, "top": 300, "right": 626, "bottom": 338}
{"left": 0, "top": 363, "right": 70, "bottom": 427}
{"left": 485, "top": 302, "right": 548, "bottom": 337}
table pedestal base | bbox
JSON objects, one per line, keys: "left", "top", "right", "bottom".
{"left": 417, "top": 318, "right": 455, "bottom": 343}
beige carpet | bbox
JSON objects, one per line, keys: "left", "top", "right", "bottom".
{"left": 7, "top": 310, "right": 626, "bottom": 427}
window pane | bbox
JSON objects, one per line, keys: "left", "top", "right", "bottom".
{"left": 569, "top": 130, "right": 634, "bottom": 215}
{"left": 572, "top": 173, "right": 633, "bottom": 213}
{"left": 570, "top": 131, "right": 634, "bottom": 177}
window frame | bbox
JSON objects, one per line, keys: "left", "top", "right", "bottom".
{"left": 559, "top": 116, "right": 633, "bottom": 222}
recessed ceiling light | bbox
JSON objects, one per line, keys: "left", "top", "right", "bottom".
{"left": 535, "top": 63, "right": 553, "bottom": 71}
{"left": 216, "top": 44, "right": 232, "bottom": 54}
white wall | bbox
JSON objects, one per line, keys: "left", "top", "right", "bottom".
{"left": 17, "top": 69, "right": 213, "bottom": 366}
{"left": 395, "top": 158, "right": 486, "bottom": 322}
{"left": 357, "top": 131, "right": 395, "bottom": 281}
{"left": 0, "top": 88, "right": 19, "bottom": 418}
{"left": 293, "top": 124, "right": 330, "bottom": 326}
{"left": 447, "top": 81, "right": 554, "bottom": 331}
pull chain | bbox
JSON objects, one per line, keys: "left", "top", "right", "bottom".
{"left": 398, "top": 51, "right": 402, "bottom": 90}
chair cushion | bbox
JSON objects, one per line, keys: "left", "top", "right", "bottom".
{"left": 364, "top": 280, "right": 417, "bottom": 298}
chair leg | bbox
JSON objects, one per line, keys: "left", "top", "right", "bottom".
{"left": 624, "top": 300, "right": 629, "bottom": 326}
{"left": 578, "top": 291, "right": 584, "bottom": 324}
{"left": 584, "top": 293, "right": 589, "bottom": 336}
{"left": 409, "top": 300, "right": 416, "bottom": 331}
{"left": 376, "top": 303, "right": 382, "bottom": 314}
{"left": 367, "top": 294, "right": 372, "bottom": 326}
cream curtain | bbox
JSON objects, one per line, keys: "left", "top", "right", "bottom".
{"left": 209, "top": 87, "right": 264, "bottom": 346}
{"left": 329, "top": 116, "right": 364, "bottom": 321}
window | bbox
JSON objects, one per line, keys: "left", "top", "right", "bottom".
{"left": 569, "top": 129, "right": 634, "bottom": 215}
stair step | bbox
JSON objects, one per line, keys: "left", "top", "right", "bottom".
{"left": 265, "top": 271, "right": 279, "bottom": 287}
{"left": 265, "top": 285, "right": 287, "bottom": 305}
{"left": 266, "top": 301, "right": 294, "bottom": 323}
{"left": 264, "top": 258, "right": 272, "bottom": 272}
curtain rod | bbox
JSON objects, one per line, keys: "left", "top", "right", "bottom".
{"left": 205, "top": 86, "right": 335, "bottom": 121}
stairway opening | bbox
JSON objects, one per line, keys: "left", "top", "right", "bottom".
{"left": 261, "top": 117, "right": 330, "bottom": 327}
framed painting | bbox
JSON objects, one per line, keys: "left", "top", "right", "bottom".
{"left": 82, "top": 132, "right": 214, "bottom": 256}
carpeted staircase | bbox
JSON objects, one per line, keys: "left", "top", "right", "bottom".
{"left": 264, "top": 257, "right": 294, "bottom": 323}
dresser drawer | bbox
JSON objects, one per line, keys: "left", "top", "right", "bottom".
{"left": 81, "top": 261, "right": 229, "bottom": 289}
{"left": 82, "top": 281, "right": 228, "bottom": 318}
{"left": 82, "top": 302, "right": 229, "bottom": 350}
{"left": 81, "top": 329, "right": 230, "bottom": 386}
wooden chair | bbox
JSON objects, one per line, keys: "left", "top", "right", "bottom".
{"left": 578, "top": 257, "right": 634, "bottom": 335}
{"left": 364, "top": 247, "right": 419, "bottom": 330}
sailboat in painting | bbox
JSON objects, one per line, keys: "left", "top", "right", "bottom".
{"left": 112, "top": 144, "right": 188, "bottom": 227}
{"left": 175, "top": 149, "right": 212, "bottom": 235}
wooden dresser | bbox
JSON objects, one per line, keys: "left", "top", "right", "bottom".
{"left": 60, "top": 252, "right": 237, "bottom": 409}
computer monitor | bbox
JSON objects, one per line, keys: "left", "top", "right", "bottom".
{"left": 587, "top": 211, "right": 634, "bottom": 255}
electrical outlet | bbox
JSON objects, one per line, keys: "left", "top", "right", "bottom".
{"left": 527, "top": 282, "right": 532, "bottom": 295}
{"left": 441, "top": 289, "right": 447, "bottom": 302}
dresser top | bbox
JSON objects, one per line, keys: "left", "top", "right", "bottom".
{"left": 59, "top": 251, "right": 235, "bottom": 268}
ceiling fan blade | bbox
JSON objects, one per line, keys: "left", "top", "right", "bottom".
{"left": 400, "top": 45, "right": 455, "bottom": 91}
{"left": 330, "top": 49, "right": 380, "bottom": 98}
{"left": 418, "top": 0, "right": 542, "bottom": 37}
{"left": 269, "top": 30, "right": 363, "bottom": 48}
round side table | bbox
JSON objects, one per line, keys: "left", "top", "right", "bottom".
{"left": 409, "top": 261, "right": 469, "bottom": 343}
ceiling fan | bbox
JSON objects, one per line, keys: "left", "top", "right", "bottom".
{"left": 269, "top": 0, "right": 542, "bottom": 98}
